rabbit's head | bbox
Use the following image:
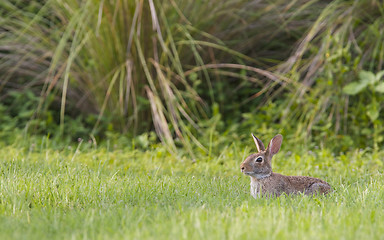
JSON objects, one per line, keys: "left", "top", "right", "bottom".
{"left": 240, "top": 134, "right": 283, "bottom": 179}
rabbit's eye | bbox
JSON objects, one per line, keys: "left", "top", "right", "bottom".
{"left": 255, "top": 157, "right": 263, "bottom": 162}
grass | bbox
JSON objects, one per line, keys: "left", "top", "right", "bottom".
{"left": 0, "top": 139, "right": 383, "bottom": 239}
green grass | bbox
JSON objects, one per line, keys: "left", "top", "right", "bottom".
{"left": 0, "top": 140, "right": 383, "bottom": 240}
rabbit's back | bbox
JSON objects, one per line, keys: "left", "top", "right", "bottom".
{"left": 251, "top": 173, "right": 332, "bottom": 197}
{"left": 285, "top": 175, "right": 331, "bottom": 194}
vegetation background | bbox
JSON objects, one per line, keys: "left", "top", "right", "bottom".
{"left": 1, "top": 0, "right": 384, "bottom": 239}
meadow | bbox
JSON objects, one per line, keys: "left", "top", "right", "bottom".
{"left": 1, "top": 138, "right": 383, "bottom": 240}
{"left": 1, "top": 0, "right": 384, "bottom": 239}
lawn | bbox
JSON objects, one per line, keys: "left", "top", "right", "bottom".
{"left": 0, "top": 140, "right": 383, "bottom": 240}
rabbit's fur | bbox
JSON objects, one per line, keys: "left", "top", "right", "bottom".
{"left": 240, "top": 134, "right": 332, "bottom": 198}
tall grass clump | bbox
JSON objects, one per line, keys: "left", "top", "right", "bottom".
{"left": 1, "top": 0, "right": 211, "bottom": 154}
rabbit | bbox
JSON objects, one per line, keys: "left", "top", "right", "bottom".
{"left": 240, "top": 134, "right": 332, "bottom": 198}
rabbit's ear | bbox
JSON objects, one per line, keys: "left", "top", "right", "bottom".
{"left": 252, "top": 133, "right": 265, "bottom": 152}
{"left": 267, "top": 134, "right": 283, "bottom": 156}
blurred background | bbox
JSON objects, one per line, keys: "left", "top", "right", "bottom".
{"left": 1, "top": 0, "right": 383, "bottom": 156}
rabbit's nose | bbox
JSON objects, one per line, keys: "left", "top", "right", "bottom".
{"left": 241, "top": 166, "right": 245, "bottom": 171}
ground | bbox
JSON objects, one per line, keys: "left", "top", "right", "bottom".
{"left": 0, "top": 141, "right": 383, "bottom": 239}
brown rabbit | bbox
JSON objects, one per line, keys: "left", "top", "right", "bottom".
{"left": 240, "top": 134, "right": 332, "bottom": 198}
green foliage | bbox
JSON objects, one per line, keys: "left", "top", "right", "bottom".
{"left": 341, "top": 70, "right": 384, "bottom": 150}
{"left": 276, "top": 0, "right": 384, "bottom": 151}
{"left": 343, "top": 71, "right": 384, "bottom": 96}
{"left": 0, "top": 141, "right": 383, "bottom": 239}
{"left": 0, "top": 89, "right": 102, "bottom": 142}
{"left": 342, "top": 70, "right": 384, "bottom": 122}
